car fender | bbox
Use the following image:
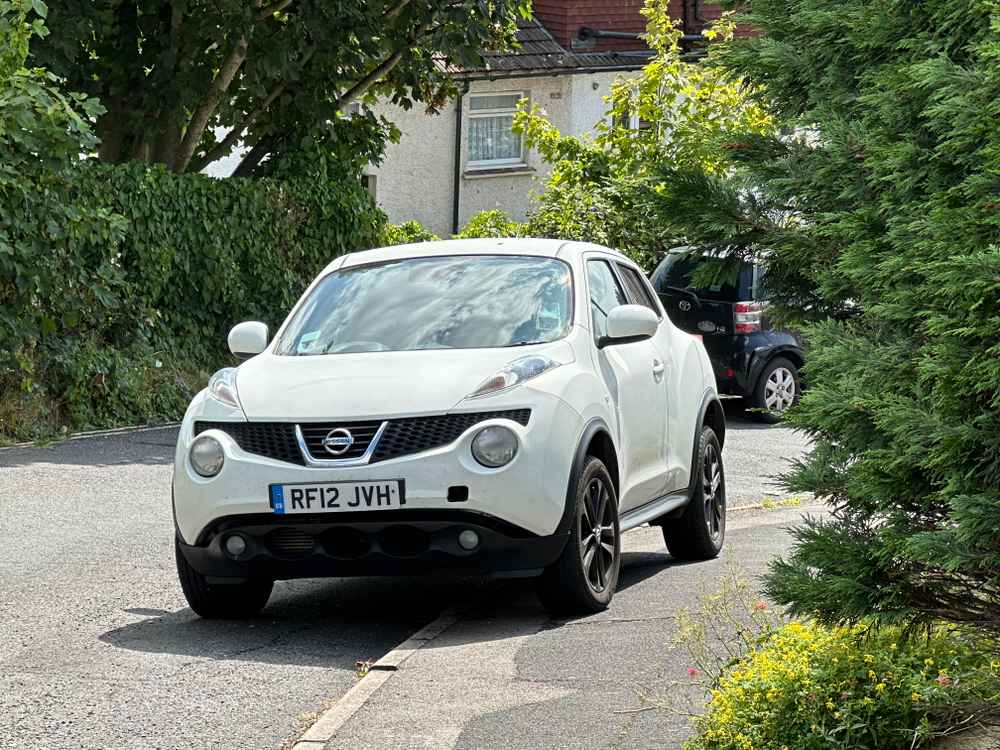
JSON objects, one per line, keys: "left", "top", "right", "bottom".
{"left": 747, "top": 339, "right": 805, "bottom": 393}
{"left": 554, "top": 417, "right": 618, "bottom": 537}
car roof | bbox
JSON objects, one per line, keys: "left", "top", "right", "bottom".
{"left": 324, "top": 238, "right": 631, "bottom": 275}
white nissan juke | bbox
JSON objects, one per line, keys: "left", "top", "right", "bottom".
{"left": 172, "top": 239, "right": 727, "bottom": 617}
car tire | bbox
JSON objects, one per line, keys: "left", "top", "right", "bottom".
{"left": 537, "top": 456, "right": 621, "bottom": 616}
{"left": 661, "top": 426, "right": 726, "bottom": 560}
{"left": 749, "top": 356, "right": 800, "bottom": 423}
{"left": 175, "top": 538, "right": 273, "bottom": 619}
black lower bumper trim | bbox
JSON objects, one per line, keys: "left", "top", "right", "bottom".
{"left": 179, "top": 513, "right": 568, "bottom": 581}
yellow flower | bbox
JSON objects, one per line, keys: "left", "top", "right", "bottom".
{"left": 868, "top": 670, "right": 877, "bottom": 680}
{"left": 912, "top": 692, "right": 922, "bottom": 702}
{"left": 875, "top": 683, "right": 886, "bottom": 693}
{"left": 924, "top": 658, "right": 935, "bottom": 667}
{"left": 889, "top": 643, "right": 897, "bottom": 651}
{"left": 825, "top": 700, "right": 835, "bottom": 710}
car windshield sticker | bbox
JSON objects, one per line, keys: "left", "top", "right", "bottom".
{"left": 297, "top": 330, "right": 321, "bottom": 354}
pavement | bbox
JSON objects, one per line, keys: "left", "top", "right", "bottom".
{"left": 0, "top": 403, "right": 810, "bottom": 750}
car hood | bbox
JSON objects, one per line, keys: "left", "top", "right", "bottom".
{"left": 234, "top": 343, "right": 572, "bottom": 421}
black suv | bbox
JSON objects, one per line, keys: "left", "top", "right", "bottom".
{"left": 649, "top": 248, "right": 804, "bottom": 422}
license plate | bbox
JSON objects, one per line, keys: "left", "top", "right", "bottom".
{"left": 269, "top": 480, "right": 405, "bottom": 515}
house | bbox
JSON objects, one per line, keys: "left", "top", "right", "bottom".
{"left": 366, "top": 0, "right": 723, "bottom": 238}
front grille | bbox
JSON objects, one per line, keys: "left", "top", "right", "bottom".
{"left": 194, "top": 421, "right": 303, "bottom": 465}
{"left": 195, "top": 409, "right": 530, "bottom": 466}
{"left": 371, "top": 409, "right": 531, "bottom": 462}
{"left": 299, "top": 420, "right": 383, "bottom": 461}
{"left": 266, "top": 528, "right": 315, "bottom": 558}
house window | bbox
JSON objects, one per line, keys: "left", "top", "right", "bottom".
{"left": 467, "top": 92, "right": 525, "bottom": 169}
{"left": 361, "top": 173, "right": 376, "bottom": 197}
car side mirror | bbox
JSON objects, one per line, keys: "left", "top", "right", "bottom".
{"left": 598, "top": 305, "right": 658, "bottom": 349}
{"left": 228, "top": 321, "right": 269, "bottom": 358}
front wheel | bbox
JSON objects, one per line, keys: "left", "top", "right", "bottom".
{"left": 537, "top": 457, "right": 621, "bottom": 616}
{"left": 661, "top": 425, "right": 726, "bottom": 560}
{"left": 175, "top": 538, "right": 273, "bottom": 619}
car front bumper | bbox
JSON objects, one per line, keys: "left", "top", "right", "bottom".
{"left": 172, "top": 390, "right": 584, "bottom": 577}
{"left": 176, "top": 509, "right": 569, "bottom": 581}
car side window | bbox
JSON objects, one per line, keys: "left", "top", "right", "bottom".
{"left": 615, "top": 263, "right": 660, "bottom": 315}
{"left": 586, "top": 259, "right": 628, "bottom": 340}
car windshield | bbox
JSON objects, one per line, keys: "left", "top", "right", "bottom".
{"left": 650, "top": 253, "right": 754, "bottom": 301}
{"left": 274, "top": 254, "right": 573, "bottom": 355}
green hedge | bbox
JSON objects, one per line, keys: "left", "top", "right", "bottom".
{"left": 1, "top": 162, "right": 382, "bottom": 441}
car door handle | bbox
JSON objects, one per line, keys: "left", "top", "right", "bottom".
{"left": 652, "top": 359, "right": 665, "bottom": 381}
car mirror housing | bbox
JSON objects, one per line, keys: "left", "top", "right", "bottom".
{"left": 598, "top": 305, "right": 658, "bottom": 349}
{"left": 228, "top": 321, "right": 269, "bottom": 358}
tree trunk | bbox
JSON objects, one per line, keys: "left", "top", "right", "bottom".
{"left": 232, "top": 136, "right": 273, "bottom": 177}
{"left": 96, "top": 96, "right": 125, "bottom": 163}
{"left": 172, "top": 34, "right": 251, "bottom": 173}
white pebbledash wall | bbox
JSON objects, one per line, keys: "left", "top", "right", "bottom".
{"left": 367, "top": 70, "right": 631, "bottom": 238}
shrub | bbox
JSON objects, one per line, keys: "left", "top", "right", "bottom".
{"left": 454, "top": 209, "right": 524, "bottom": 239}
{"left": 2, "top": 159, "right": 382, "bottom": 441}
{"left": 686, "top": 622, "right": 998, "bottom": 750}
{"left": 380, "top": 220, "right": 439, "bottom": 246}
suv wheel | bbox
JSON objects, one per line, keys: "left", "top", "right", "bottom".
{"left": 175, "top": 538, "right": 273, "bottom": 619}
{"left": 537, "top": 457, "right": 621, "bottom": 616}
{"left": 662, "top": 426, "right": 726, "bottom": 560}
{"left": 750, "top": 356, "right": 800, "bottom": 423}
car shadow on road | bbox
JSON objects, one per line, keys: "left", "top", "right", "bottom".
{"left": 99, "top": 574, "right": 493, "bottom": 669}
{"left": 721, "top": 400, "right": 777, "bottom": 431}
{"left": 99, "top": 548, "right": 689, "bottom": 666}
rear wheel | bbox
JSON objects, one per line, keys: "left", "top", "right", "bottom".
{"left": 537, "top": 457, "right": 621, "bottom": 616}
{"left": 662, "top": 426, "right": 726, "bottom": 560}
{"left": 749, "top": 357, "right": 799, "bottom": 423}
{"left": 175, "top": 538, "right": 273, "bottom": 619}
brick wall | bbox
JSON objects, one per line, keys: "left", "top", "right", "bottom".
{"left": 533, "top": 0, "right": 742, "bottom": 51}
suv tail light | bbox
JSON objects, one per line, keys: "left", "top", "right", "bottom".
{"left": 734, "top": 302, "right": 762, "bottom": 334}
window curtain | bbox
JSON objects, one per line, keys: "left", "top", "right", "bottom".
{"left": 469, "top": 115, "right": 521, "bottom": 162}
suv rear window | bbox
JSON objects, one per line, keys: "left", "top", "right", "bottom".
{"left": 650, "top": 254, "right": 755, "bottom": 302}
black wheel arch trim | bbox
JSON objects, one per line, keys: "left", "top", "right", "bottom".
{"left": 748, "top": 345, "right": 805, "bottom": 395}
{"left": 687, "top": 390, "right": 726, "bottom": 500}
{"left": 556, "top": 417, "right": 617, "bottom": 537}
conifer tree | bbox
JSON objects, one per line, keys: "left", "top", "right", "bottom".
{"left": 648, "top": 0, "right": 1000, "bottom": 634}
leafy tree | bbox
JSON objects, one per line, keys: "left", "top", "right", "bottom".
{"left": 35, "top": 0, "right": 529, "bottom": 174}
{"left": 647, "top": 0, "right": 1000, "bottom": 636}
{"left": 512, "top": 0, "right": 771, "bottom": 266}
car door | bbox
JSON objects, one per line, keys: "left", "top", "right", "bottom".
{"left": 586, "top": 258, "right": 669, "bottom": 513}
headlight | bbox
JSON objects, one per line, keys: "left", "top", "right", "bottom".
{"left": 468, "top": 355, "right": 561, "bottom": 399}
{"left": 208, "top": 367, "right": 240, "bottom": 409}
{"left": 471, "top": 425, "right": 518, "bottom": 468}
{"left": 190, "top": 435, "right": 225, "bottom": 477}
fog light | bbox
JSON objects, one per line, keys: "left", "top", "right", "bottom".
{"left": 471, "top": 425, "right": 517, "bottom": 468}
{"left": 458, "top": 529, "right": 479, "bottom": 551}
{"left": 224, "top": 534, "right": 247, "bottom": 558}
{"left": 190, "top": 435, "right": 225, "bottom": 477}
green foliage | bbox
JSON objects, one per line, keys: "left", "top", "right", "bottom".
{"left": 380, "top": 220, "right": 439, "bottom": 246}
{"left": 644, "top": 0, "right": 1000, "bottom": 635}
{"left": 686, "top": 621, "right": 998, "bottom": 750}
{"left": 33, "top": 0, "right": 531, "bottom": 174}
{"left": 454, "top": 209, "right": 524, "bottom": 239}
{"left": 512, "top": 0, "right": 772, "bottom": 268}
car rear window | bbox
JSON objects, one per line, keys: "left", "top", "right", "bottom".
{"left": 650, "top": 254, "right": 754, "bottom": 302}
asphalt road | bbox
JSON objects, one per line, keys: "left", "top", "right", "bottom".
{"left": 0, "top": 406, "right": 808, "bottom": 750}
